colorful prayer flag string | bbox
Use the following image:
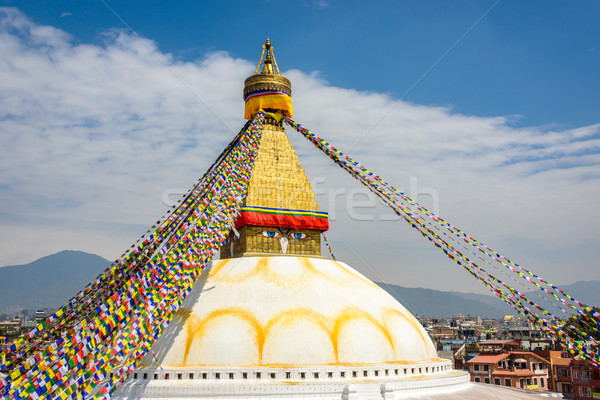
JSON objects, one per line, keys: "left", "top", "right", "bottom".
{"left": 1, "top": 113, "right": 266, "bottom": 399}
{"left": 322, "top": 232, "right": 336, "bottom": 261}
{"left": 284, "top": 116, "right": 600, "bottom": 367}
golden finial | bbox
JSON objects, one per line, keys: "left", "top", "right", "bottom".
{"left": 253, "top": 38, "right": 281, "bottom": 76}
{"left": 244, "top": 38, "right": 293, "bottom": 119}
{"left": 262, "top": 49, "right": 275, "bottom": 75}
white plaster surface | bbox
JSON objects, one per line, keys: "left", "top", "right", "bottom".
{"left": 142, "top": 257, "right": 437, "bottom": 367}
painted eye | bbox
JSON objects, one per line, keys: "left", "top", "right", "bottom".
{"left": 258, "top": 230, "right": 280, "bottom": 238}
{"left": 290, "top": 232, "right": 308, "bottom": 240}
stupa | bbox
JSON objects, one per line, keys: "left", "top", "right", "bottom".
{"left": 113, "top": 40, "right": 547, "bottom": 400}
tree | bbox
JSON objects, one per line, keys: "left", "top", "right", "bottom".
{"left": 566, "top": 307, "right": 600, "bottom": 342}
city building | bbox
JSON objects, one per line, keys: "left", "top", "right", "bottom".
{"left": 467, "top": 351, "right": 550, "bottom": 391}
{"left": 570, "top": 357, "right": 600, "bottom": 399}
{"left": 479, "top": 339, "right": 520, "bottom": 353}
{"left": 544, "top": 351, "right": 574, "bottom": 395}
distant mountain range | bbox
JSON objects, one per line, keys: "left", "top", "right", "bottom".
{"left": 374, "top": 282, "right": 516, "bottom": 318}
{"left": 376, "top": 280, "right": 600, "bottom": 319}
{"left": 0, "top": 251, "right": 108, "bottom": 314}
{"left": 1, "top": 250, "right": 598, "bottom": 318}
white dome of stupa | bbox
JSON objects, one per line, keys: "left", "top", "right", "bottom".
{"left": 113, "top": 256, "right": 553, "bottom": 400}
{"left": 114, "top": 256, "right": 471, "bottom": 400}
{"left": 141, "top": 256, "right": 437, "bottom": 367}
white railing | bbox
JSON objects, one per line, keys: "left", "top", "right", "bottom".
{"left": 126, "top": 359, "right": 454, "bottom": 383}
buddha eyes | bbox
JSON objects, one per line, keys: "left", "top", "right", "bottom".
{"left": 258, "top": 230, "right": 281, "bottom": 238}
{"left": 257, "top": 230, "right": 310, "bottom": 239}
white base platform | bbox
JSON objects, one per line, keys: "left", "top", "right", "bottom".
{"left": 113, "top": 361, "right": 471, "bottom": 400}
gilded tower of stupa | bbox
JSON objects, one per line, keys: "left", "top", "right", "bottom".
{"left": 221, "top": 38, "right": 328, "bottom": 260}
{"left": 114, "top": 40, "right": 473, "bottom": 400}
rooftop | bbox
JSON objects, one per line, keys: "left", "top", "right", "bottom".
{"left": 467, "top": 353, "right": 509, "bottom": 363}
{"left": 480, "top": 339, "right": 520, "bottom": 345}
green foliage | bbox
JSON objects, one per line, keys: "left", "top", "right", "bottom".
{"left": 566, "top": 307, "right": 600, "bottom": 341}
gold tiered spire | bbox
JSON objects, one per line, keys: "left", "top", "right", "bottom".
{"left": 221, "top": 39, "right": 327, "bottom": 259}
{"left": 243, "top": 38, "right": 293, "bottom": 120}
{"left": 244, "top": 128, "right": 319, "bottom": 211}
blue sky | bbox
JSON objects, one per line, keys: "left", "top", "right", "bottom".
{"left": 0, "top": 1, "right": 599, "bottom": 295}
{"left": 10, "top": 0, "right": 600, "bottom": 127}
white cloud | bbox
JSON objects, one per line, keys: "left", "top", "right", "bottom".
{"left": 1, "top": 7, "right": 598, "bottom": 293}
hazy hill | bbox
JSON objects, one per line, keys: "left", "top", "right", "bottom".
{"left": 1, "top": 251, "right": 597, "bottom": 318}
{"left": 557, "top": 280, "right": 600, "bottom": 307}
{"left": 375, "top": 282, "right": 516, "bottom": 318}
{"left": 377, "top": 280, "right": 600, "bottom": 319}
{"left": 449, "top": 282, "right": 600, "bottom": 319}
{"left": 0, "top": 250, "right": 109, "bottom": 312}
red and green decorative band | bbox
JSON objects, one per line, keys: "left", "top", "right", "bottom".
{"left": 234, "top": 206, "right": 329, "bottom": 231}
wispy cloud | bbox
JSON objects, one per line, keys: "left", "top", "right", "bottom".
{"left": 0, "top": 7, "right": 598, "bottom": 292}
{"left": 311, "top": 0, "right": 331, "bottom": 7}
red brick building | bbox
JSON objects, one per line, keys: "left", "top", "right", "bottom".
{"left": 538, "top": 350, "right": 572, "bottom": 395}
{"left": 467, "top": 351, "right": 550, "bottom": 391}
{"left": 569, "top": 358, "right": 600, "bottom": 399}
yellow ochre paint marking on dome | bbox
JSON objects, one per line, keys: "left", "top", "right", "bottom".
{"left": 262, "top": 307, "right": 335, "bottom": 363}
{"left": 211, "top": 257, "right": 329, "bottom": 286}
{"left": 182, "top": 312, "right": 201, "bottom": 364}
{"left": 208, "top": 257, "right": 267, "bottom": 283}
{"left": 207, "top": 258, "right": 232, "bottom": 278}
{"left": 332, "top": 306, "right": 396, "bottom": 363}
{"left": 382, "top": 307, "right": 432, "bottom": 356}
{"left": 258, "top": 258, "right": 310, "bottom": 287}
{"left": 183, "top": 307, "right": 264, "bottom": 365}
{"left": 182, "top": 258, "right": 437, "bottom": 365}
{"left": 181, "top": 306, "right": 406, "bottom": 366}
{"left": 263, "top": 307, "right": 332, "bottom": 334}
{"left": 298, "top": 256, "right": 329, "bottom": 279}
{"left": 332, "top": 260, "right": 380, "bottom": 289}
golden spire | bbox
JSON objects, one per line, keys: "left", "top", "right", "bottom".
{"left": 243, "top": 38, "right": 293, "bottom": 120}
{"left": 222, "top": 39, "right": 326, "bottom": 258}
